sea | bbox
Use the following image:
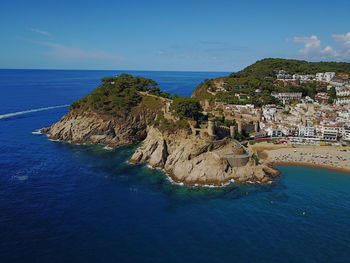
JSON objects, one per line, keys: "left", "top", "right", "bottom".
{"left": 0, "top": 69, "right": 350, "bottom": 263}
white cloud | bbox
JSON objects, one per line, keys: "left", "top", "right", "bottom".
{"left": 36, "top": 41, "right": 121, "bottom": 60}
{"left": 332, "top": 32, "right": 350, "bottom": 58}
{"left": 321, "top": 46, "right": 339, "bottom": 57}
{"left": 293, "top": 35, "right": 321, "bottom": 54}
{"left": 30, "top": 28, "right": 50, "bottom": 36}
{"left": 333, "top": 32, "right": 350, "bottom": 48}
{"left": 292, "top": 33, "right": 350, "bottom": 60}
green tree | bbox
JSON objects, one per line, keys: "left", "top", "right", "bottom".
{"left": 327, "top": 87, "right": 336, "bottom": 104}
{"left": 70, "top": 74, "right": 158, "bottom": 114}
{"left": 170, "top": 97, "right": 202, "bottom": 120}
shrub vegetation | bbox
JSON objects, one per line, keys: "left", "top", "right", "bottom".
{"left": 70, "top": 74, "right": 158, "bottom": 115}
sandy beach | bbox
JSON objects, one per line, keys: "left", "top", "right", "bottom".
{"left": 249, "top": 142, "right": 350, "bottom": 173}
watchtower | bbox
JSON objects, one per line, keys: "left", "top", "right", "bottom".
{"left": 257, "top": 110, "right": 262, "bottom": 121}
{"left": 237, "top": 121, "right": 242, "bottom": 134}
{"left": 164, "top": 102, "right": 171, "bottom": 113}
{"left": 254, "top": 121, "right": 259, "bottom": 132}
{"left": 208, "top": 119, "right": 215, "bottom": 136}
{"left": 230, "top": 125, "right": 235, "bottom": 138}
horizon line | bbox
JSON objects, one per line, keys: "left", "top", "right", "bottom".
{"left": 0, "top": 67, "right": 232, "bottom": 73}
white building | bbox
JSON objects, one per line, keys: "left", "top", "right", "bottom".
{"left": 276, "top": 71, "right": 317, "bottom": 82}
{"left": 281, "top": 125, "right": 298, "bottom": 137}
{"left": 316, "top": 72, "right": 336, "bottom": 82}
{"left": 277, "top": 74, "right": 292, "bottom": 80}
{"left": 300, "top": 75, "right": 315, "bottom": 81}
{"left": 271, "top": 92, "right": 302, "bottom": 103}
{"left": 336, "top": 89, "right": 350, "bottom": 97}
{"left": 338, "top": 110, "right": 350, "bottom": 120}
{"left": 266, "top": 127, "right": 283, "bottom": 137}
{"left": 298, "top": 125, "right": 316, "bottom": 138}
{"left": 342, "top": 126, "right": 350, "bottom": 141}
{"left": 329, "top": 79, "right": 349, "bottom": 88}
{"left": 335, "top": 98, "right": 350, "bottom": 105}
{"left": 262, "top": 106, "right": 277, "bottom": 121}
{"left": 322, "top": 126, "right": 339, "bottom": 141}
{"left": 316, "top": 73, "right": 324, "bottom": 82}
{"left": 292, "top": 74, "right": 301, "bottom": 80}
{"left": 325, "top": 72, "right": 336, "bottom": 82}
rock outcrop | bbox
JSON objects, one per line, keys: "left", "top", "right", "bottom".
{"left": 42, "top": 107, "right": 158, "bottom": 148}
{"left": 43, "top": 109, "right": 279, "bottom": 186}
{"left": 130, "top": 126, "right": 279, "bottom": 186}
{"left": 42, "top": 88, "right": 279, "bottom": 186}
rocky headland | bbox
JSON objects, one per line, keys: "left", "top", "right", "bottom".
{"left": 42, "top": 104, "right": 158, "bottom": 148}
{"left": 43, "top": 74, "right": 279, "bottom": 186}
{"left": 129, "top": 126, "right": 278, "bottom": 185}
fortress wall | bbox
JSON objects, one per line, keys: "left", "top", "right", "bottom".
{"left": 227, "top": 156, "right": 250, "bottom": 167}
{"left": 216, "top": 126, "right": 230, "bottom": 138}
{"left": 213, "top": 140, "right": 252, "bottom": 168}
{"left": 242, "top": 123, "right": 255, "bottom": 131}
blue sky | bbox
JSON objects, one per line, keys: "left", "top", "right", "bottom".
{"left": 1, "top": 0, "right": 350, "bottom": 71}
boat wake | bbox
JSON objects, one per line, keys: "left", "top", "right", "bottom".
{"left": 0, "top": 105, "right": 69, "bottom": 120}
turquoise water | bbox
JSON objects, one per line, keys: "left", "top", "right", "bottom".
{"left": 0, "top": 70, "right": 350, "bottom": 262}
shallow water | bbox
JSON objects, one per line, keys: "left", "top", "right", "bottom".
{"left": 0, "top": 69, "right": 350, "bottom": 262}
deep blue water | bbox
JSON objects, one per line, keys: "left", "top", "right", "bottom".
{"left": 1, "top": 69, "right": 350, "bottom": 263}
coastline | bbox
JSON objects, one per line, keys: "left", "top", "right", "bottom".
{"left": 39, "top": 129, "right": 350, "bottom": 186}
{"left": 250, "top": 142, "right": 350, "bottom": 175}
{"left": 267, "top": 161, "right": 350, "bottom": 174}
{"left": 41, "top": 126, "right": 350, "bottom": 185}
{"left": 128, "top": 160, "right": 239, "bottom": 187}
{"left": 144, "top": 162, "right": 267, "bottom": 187}
{"left": 39, "top": 129, "right": 275, "bottom": 187}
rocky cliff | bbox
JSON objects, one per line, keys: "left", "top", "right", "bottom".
{"left": 42, "top": 96, "right": 163, "bottom": 148}
{"left": 44, "top": 107, "right": 279, "bottom": 186}
{"left": 130, "top": 126, "right": 279, "bottom": 186}
{"left": 42, "top": 74, "right": 279, "bottom": 187}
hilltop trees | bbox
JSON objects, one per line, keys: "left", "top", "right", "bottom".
{"left": 70, "top": 74, "right": 158, "bottom": 114}
{"left": 170, "top": 97, "right": 203, "bottom": 120}
{"left": 148, "top": 87, "right": 170, "bottom": 98}
{"left": 233, "top": 58, "right": 350, "bottom": 78}
{"left": 193, "top": 58, "right": 350, "bottom": 106}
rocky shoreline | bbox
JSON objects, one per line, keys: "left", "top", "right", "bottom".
{"left": 42, "top": 109, "right": 279, "bottom": 186}
{"left": 126, "top": 126, "right": 279, "bottom": 186}
{"left": 42, "top": 107, "right": 157, "bottom": 148}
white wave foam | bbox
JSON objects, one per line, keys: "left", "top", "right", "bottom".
{"left": 103, "top": 146, "right": 113, "bottom": 151}
{"left": 48, "top": 138, "right": 61, "bottom": 142}
{"left": 31, "top": 129, "right": 43, "bottom": 135}
{"left": 145, "top": 165, "right": 234, "bottom": 188}
{"left": 246, "top": 180, "right": 261, "bottom": 184}
{"left": 143, "top": 163, "right": 236, "bottom": 188}
{"left": 202, "top": 184, "right": 216, "bottom": 188}
{"left": 0, "top": 104, "right": 69, "bottom": 120}
{"left": 13, "top": 175, "right": 28, "bottom": 181}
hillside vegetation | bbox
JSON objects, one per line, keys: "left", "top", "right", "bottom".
{"left": 193, "top": 58, "right": 350, "bottom": 106}
{"left": 68, "top": 73, "right": 203, "bottom": 134}
{"left": 233, "top": 58, "right": 350, "bottom": 78}
{"left": 70, "top": 74, "right": 160, "bottom": 115}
